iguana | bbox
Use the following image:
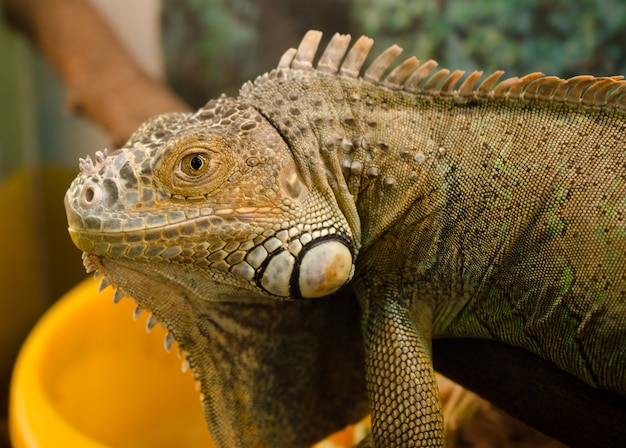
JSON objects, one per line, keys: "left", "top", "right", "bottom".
{"left": 64, "top": 30, "right": 626, "bottom": 447}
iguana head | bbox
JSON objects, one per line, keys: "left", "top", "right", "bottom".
{"left": 64, "top": 94, "right": 367, "bottom": 446}
{"left": 65, "top": 95, "right": 355, "bottom": 302}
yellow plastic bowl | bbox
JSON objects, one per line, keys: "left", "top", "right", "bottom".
{"left": 9, "top": 278, "right": 214, "bottom": 447}
{"left": 9, "top": 278, "right": 367, "bottom": 447}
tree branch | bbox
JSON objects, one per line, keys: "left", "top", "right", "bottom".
{"left": 3, "top": 0, "right": 191, "bottom": 147}
{"left": 434, "top": 338, "right": 626, "bottom": 448}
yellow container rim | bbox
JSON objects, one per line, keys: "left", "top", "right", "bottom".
{"left": 9, "top": 278, "right": 214, "bottom": 448}
{"left": 10, "top": 279, "right": 112, "bottom": 448}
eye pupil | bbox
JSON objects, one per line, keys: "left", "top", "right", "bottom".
{"left": 190, "top": 156, "right": 203, "bottom": 170}
{"left": 180, "top": 152, "right": 210, "bottom": 177}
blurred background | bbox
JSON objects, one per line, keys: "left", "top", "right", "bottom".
{"left": 1, "top": 0, "right": 626, "bottom": 445}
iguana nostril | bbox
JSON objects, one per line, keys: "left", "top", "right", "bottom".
{"left": 80, "top": 183, "right": 101, "bottom": 208}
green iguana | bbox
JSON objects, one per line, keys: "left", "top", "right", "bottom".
{"left": 64, "top": 30, "right": 626, "bottom": 447}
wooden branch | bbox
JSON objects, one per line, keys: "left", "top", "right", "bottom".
{"left": 433, "top": 338, "right": 626, "bottom": 448}
{"left": 3, "top": 0, "right": 191, "bottom": 146}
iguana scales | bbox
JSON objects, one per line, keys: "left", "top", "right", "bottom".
{"left": 64, "top": 30, "right": 626, "bottom": 447}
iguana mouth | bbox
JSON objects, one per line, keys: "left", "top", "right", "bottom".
{"left": 67, "top": 170, "right": 356, "bottom": 301}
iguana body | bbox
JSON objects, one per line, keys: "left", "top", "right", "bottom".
{"left": 65, "top": 31, "right": 626, "bottom": 446}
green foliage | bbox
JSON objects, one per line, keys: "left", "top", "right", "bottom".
{"left": 161, "top": 0, "right": 626, "bottom": 106}
{"left": 351, "top": 0, "right": 626, "bottom": 77}
{"left": 162, "top": 0, "right": 262, "bottom": 105}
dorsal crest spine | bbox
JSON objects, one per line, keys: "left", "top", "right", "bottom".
{"left": 256, "top": 30, "right": 626, "bottom": 112}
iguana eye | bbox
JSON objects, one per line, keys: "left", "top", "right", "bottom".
{"left": 174, "top": 148, "right": 217, "bottom": 183}
{"left": 153, "top": 134, "right": 236, "bottom": 197}
{"left": 181, "top": 153, "right": 210, "bottom": 177}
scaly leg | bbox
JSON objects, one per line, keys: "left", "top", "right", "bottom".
{"left": 361, "top": 295, "right": 445, "bottom": 447}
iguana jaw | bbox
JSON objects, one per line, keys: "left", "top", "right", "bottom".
{"left": 65, "top": 164, "right": 356, "bottom": 301}
{"left": 68, "top": 216, "right": 355, "bottom": 301}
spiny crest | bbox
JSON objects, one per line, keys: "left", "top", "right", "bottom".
{"left": 260, "top": 30, "right": 626, "bottom": 111}
{"left": 79, "top": 149, "right": 108, "bottom": 176}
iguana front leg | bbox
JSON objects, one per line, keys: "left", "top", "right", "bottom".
{"left": 359, "top": 292, "right": 445, "bottom": 446}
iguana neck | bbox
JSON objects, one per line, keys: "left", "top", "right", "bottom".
{"left": 244, "top": 72, "right": 626, "bottom": 332}
{"left": 242, "top": 72, "right": 469, "bottom": 251}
